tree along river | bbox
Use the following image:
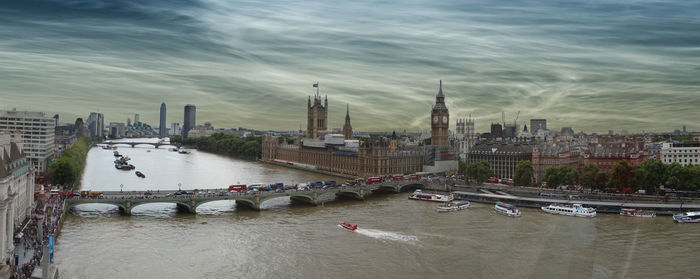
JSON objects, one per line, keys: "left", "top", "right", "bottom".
{"left": 56, "top": 140, "right": 700, "bottom": 278}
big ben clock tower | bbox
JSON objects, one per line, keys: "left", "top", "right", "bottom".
{"left": 431, "top": 80, "right": 449, "bottom": 146}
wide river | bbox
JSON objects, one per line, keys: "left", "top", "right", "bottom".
{"left": 56, "top": 139, "right": 700, "bottom": 278}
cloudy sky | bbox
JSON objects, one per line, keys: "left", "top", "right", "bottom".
{"left": 1, "top": 0, "right": 698, "bottom": 133}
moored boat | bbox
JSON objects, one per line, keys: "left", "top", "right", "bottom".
{"left": 673, "top": 211, "right": 700, "bottom": 223}
{"left": 178, "top": 150, "right": 191, "bottom": 154}
{"left": 620, "top": 208, "right": 656, "bottom": 218}
{"left": 541, "top": 203, "right": 596, "bottom": 217}
{"left": 338, "top": 221, "right": 358, "bottom": 231}
{"left": 409, "top": 189, "right": 453, "bottom": 202}
{"left": 437, "top": 200, "right": 470, "bottom": 212}
{"left": 494, "top": 202, "right": 522, "bottom": 217}
{"left": 135, "top": 171, "right": 145, "bottom": 178}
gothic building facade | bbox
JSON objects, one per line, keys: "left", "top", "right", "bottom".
{"left": 262, "top": 85, "right": 424, "bottom": 178}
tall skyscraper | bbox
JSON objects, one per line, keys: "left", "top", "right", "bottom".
{"left": 134, "top": 113, "right": 140, "bottom": 125}
{"left": 431, "top": 80, "right": 449, "bottom": 146}
{"left": 86, "top": 112, "right": 104, "bottom": 138}
{"left": 183, "top": 104, "right": 196, "bottom": 138}
{"left": 159, "top": 102, "right": 167, "bottom": 138}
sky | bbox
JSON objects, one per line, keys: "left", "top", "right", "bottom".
{"left": 1, "top": 0, "right": 699, "bottom": 133}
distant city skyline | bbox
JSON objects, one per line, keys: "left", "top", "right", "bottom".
{"left": 1, "top": 0, "right": 699, "bottom": 133}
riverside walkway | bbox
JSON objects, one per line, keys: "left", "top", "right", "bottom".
{"left": 65, "top": 181, "right": 439, "bottom": 215}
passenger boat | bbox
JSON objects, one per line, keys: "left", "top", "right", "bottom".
{"left": 178, "top": 150, "right": 191, "bottom": 154}
{"left": 113, "top": 151, "right": 122, "bottom": 157}
{"left": 437, "top": 200, "right": 469, "bottom": 212}
{"left": 541, "top": 203, "right": 596, "bottom": 217}
{"left": 102, "top": 145, "right": 111, "bottom": 150}
{"left": 494, "top": 202, "right": 522, "bottom": 217}
{"left": 620, "top": 208, "right": 656, "bottom": 218}
{"left": 338, "top": 221, "right": 358, "bottom": 231}
{"left": 673, "top": 211, "right": 700, "bottom": 223}
{"left": 408, "top": 189, "right": 453, "bottom": 202}
{"left": 135, "top": 171, "right": 145, "bottom": 178}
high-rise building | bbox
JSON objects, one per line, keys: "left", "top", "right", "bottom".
{"left": 530, "top": 119, "right": 547, "bottom": 135}
{"left": 86, "top": 112, "right": 104, "bottom": 138}
{"left": 307, "top": 84, "right": 327, "bottom": 139}
{"left": 74, "top": 117, "right": 88, "bottom": 137}
{"left": 183, "top": 104, "right": 196, "bottom": 138}
{"left": 134, "top": 113, "right": 140, "bottom": 125}
{"left": 490, "top": 123, "right": 503, "bottom": 138}
{"left": 0, "top": 109, "right": 56, "bottom": 173}
{"left": 431, "top": 80, "right": 449, "bottom": 146}
{"left": 170, "top": 122, "right": 180, "bottom": 136}
{"left": 342, "top": 104, "right": 353, "bottom": 140}
{"left": 159, "top": 102, "right": 167, "bottom": 138}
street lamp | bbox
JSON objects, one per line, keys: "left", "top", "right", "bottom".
{"left": 120, "top": 184, "right": 124, "bottom": 192}
{"left": 178, "top": 183, "right": 182, "bottom": 192}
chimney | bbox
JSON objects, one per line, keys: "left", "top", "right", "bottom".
{"left": 553, "top": 136, "right": 557, "bottom": 144}
{"left": 633, "top": 135, "right": 637, "bottom": 142}
{"left": 537, "top": 136, "right": 541, "bottom": 144}
{"left": 597, "top": 136, "right": 602, "bottom": 144}
{"left": 622, "top": 136, "right": 626, "bottom": 143}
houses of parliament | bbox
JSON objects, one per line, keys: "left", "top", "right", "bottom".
{"left": 262, "top": 82, "right": 458, "bottom": 177}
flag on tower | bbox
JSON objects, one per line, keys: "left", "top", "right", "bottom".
{"left": 313, "top": 83, "right": 318, "bottom": 88}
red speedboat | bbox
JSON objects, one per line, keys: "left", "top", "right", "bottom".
{"left": 339, "top": 221, "right": 358, "bottom": 231}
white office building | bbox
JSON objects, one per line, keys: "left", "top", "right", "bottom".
{"left": 0, "top": 110, "right": 56, "bottom": 173}
{"left": 660, "top": 142, "right": 700, "bottom": 166}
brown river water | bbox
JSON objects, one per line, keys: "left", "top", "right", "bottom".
{"left": 55, "top": 140, "right": 700, "bottom": 278}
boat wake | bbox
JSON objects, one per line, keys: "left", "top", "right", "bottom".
{"left": 354, "top": 228, "right": 418, "bottom": 243}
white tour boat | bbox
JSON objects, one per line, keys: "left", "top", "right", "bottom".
{"left": 437, "top": 200, "right": 470, "bottom": 212}
{"left": 494, "top": 202, "right": 522, "bottom": 217}
{"left": 673, "top": 211, "right": 700, "bottom": 223}
{"left": 541, "top": 203, "right": 596, "bottom": 217}
{"left": 620, "top": 208, "right": 656, "bottom": 218}
{"left": 409, "top": 189, "right": 453, "bottom": 202}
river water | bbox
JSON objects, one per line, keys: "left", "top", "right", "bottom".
{"left": 55, "top": 139, "right": 700, "bottom": 278}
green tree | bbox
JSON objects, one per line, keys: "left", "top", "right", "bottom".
{"left": 458, "top": 160, "right": 467, "bottom": 175}
{"left": 580, "top": 163, "right": 600, "bottom": 188}
{"left": 544, "top": 165, "right": 578, "bottom": 187}
{"left": 638, "top": 159, "right": 667, "bottom": 193}
{"left": 513, "top": 160, "right": 534, "bottom": 186}
{"left": 466, "top": 160, "right": 492, "bottom": 184}
{"left": 594, "top": 172, "right": 608, "bottom": 189}
{"left": 47, "top": 136, "right": 90, "bottom": 187}
{"left": 609, "top": 160, "right": 635, "bottom": 190}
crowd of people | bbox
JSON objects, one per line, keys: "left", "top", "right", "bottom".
{"left": 11, "top": 194, "right": 64, "bottom": 279}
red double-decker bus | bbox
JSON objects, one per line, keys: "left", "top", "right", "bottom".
{"left": 366, "top": 177, "right": 383, "bottom": 185}
{"left": 406, "top": 174, "right": 420, "bottom": 180}
{"left": 391, "top": 175, "right": 404, "bottom": 182}
{"left": 228, "top": 184, "right": 247, "bottom": 192}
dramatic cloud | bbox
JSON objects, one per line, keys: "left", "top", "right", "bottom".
{"left": 1, "top": 0, "right": 698, "bottom": 133}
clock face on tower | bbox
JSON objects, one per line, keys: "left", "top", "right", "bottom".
{"left": 433, "top": 116, "right": 438, "bottom": 124}
{"left": 442, "top": 116, "right": 448, "bottom": 124}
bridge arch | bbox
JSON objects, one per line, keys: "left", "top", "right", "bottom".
{"left": 66, "top": 202, "right": 127, "bottom": 215}
{"left": 398, "top": 182, "right": 425, "bottom": 192}
{"left": 129, "top": 201, "right": 195, "bottom": 214}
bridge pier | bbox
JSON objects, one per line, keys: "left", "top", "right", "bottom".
{"left": 122, "top": 200, "right": 132, "bottom": 216}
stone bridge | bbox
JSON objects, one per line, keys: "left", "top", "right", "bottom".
{"left": 103, "top": 141, "right": 182, "bottom": 148}
{"left": 65, "top": 181, "right": 439, "bottom": 215}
